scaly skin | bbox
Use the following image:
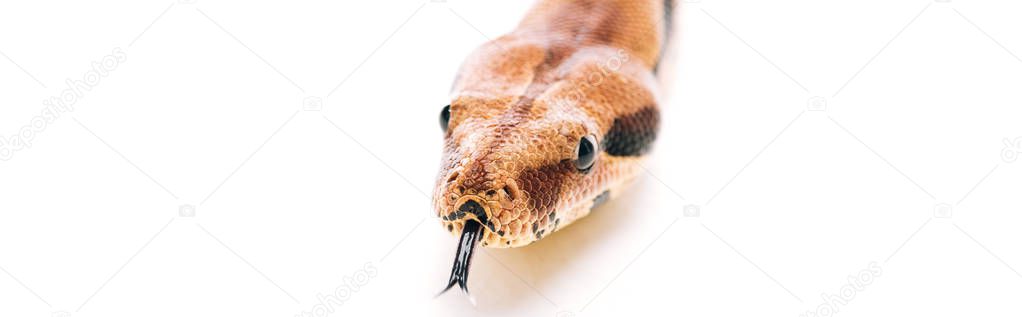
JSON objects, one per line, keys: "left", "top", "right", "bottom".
{"left": 435, "top": 0, "right": 671, "bottom": 295}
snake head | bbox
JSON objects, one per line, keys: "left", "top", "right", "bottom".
{"left": 432, "top": 30, "right": 663, "bottom": 300}
{"left": 433, "top": 0, "right": 668, "bottom": 299}
{"left": 433, "top": 39, "right": 660, "bottom": 252}
{"left": 434, "top": 97, "right": 593, "bottom": 249}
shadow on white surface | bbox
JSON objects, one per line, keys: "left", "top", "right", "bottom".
{"left": 449, "top": 176, "right": 656, "bottom": 312}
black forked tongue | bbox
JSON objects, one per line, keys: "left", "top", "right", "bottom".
{"left": 438, "top": 200, "right": 488, "bottom": 303}
{"left": 439, "top": 219, "right": 483, "bottom": 299}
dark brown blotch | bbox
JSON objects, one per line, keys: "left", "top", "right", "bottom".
{"left": 602, "top": 106, "right": 660, "bottom": 156}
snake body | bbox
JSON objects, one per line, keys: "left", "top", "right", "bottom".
{"left": 435, "top": 0, "right": 671, "bottom": 295}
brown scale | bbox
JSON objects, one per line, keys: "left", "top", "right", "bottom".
{"left": 436, "top": 0, "right": 671, "bottom": 296}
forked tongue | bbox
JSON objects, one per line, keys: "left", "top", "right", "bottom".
{"left": 437, "top": 219, "right": 484, "bottom": 302}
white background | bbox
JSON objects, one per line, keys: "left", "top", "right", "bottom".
{"left": 2, "top": 0, "right": 1021, "bottom": 316}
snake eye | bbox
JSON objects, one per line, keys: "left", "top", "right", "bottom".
{"left": 575, "top": 134, "right": 597, "bottom": 171}
{"left": 439, "top": 104, "right": 451, "bottom": 132}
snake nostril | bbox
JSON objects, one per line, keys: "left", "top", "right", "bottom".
{"left": 446, "top": 171, "right": 460, "bottom": 183}
{"left": 501, "top": 184, "right": 516, "bottom": 201}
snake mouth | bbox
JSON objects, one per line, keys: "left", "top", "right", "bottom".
{"left": 449, "top": 195, "right": 491, "bottom": 225}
